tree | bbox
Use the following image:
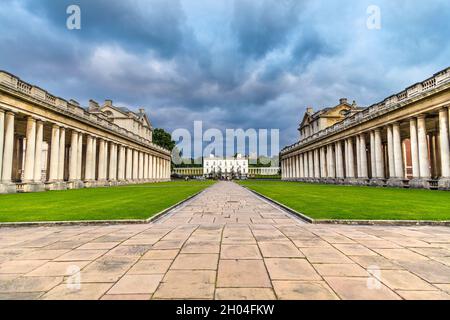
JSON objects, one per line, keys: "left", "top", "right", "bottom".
{"left": 153, "top": 128, "right": 175, "bottom": 151}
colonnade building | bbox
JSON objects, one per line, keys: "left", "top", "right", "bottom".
{"left": 0, "top": 71, "right": 171, "bottom": 194}
{"left": 280, "top": 67, "right": 450, "bottom": 190}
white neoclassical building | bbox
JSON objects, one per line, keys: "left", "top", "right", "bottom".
{"left": 0, "top": 71, "right": 171, "bottom": 194}
{"left": 203, "top": 154, "right": 248, "bottom": 179}
{"left": 280, "top": 67, "right": 450, "bottom": 190}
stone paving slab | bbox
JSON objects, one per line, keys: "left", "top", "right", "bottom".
{"left": 0, "top": 181, "right": 449, "bottom": 300}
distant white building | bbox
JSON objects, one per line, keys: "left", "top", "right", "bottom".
{"left": 203, "top": 154, "right": 248, "bottom": 179}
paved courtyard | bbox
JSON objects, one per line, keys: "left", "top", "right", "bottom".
{"left": 0, "top": 181, "right": 450, "bottom": 300}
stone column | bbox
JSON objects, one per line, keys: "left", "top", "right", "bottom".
{"left": 328, "top": 145, "right": 335, "bottom": 179}
{"left": 154, "top": 157, "right": 159, "bottom": 180}
{"left": 370, "top": 131, "right": 376, "bottom": 178}
{"left": 387, "top": 125, "right": 395, "bottom": 178}
{"left": 439, "top": 108, "right": 450, "bottom": 189}
{"left": 149, "top": 155, "right": 154, "bottom": 180}
{"left": 356, "top": 136, "right": 361, "bottom": 178}
{"left": 109, "top": 142, "right": 116, "bottom": 181}
{"left": 113, "top": 144, "right": 118, "bottom": 180}
{"left": 360, "top": 134, "right": 368, "bottom": 179}
{"left": 23, "top": 117, "right": 36, "bottom": 183}
{"left": 313, "top": 149, "right": 319, "bottom": 179}
{"left": 133, "top": 149, "right": 139, "bottom": 180}
{"left": 144, "top": 154, "right": 149, "bottom": 180}
{"left": 126, "top": 147, "right": 133, "bottom": 180}
{"left": 1, "top": 111, "right": 14, "bottom": 185}
{"left": 92, "top": 138, "right": 97, "bottom": 181}
{"left": 409, "top": 118, "right": 420, "bottom": 179}
{"left": 118, "top": 145, "right": 125, "bottom": 181}
{"left": 301, "top": 153, "right": 307, "bottom": 178}
{"left": 168, "top": 159, "right": 171, "bottom": 179}
{"left": 49, "top": 125, "right": 60, "bottom": 182}
{"left": 417, "top": 115, "right": 431, "bottom": 180}
{"left": 335, "top": 141, "right": 343, "bottom": 179}
{"left": 69, "top": 131, "right": 78, "bottom": 181}
{"left": 103, "top": 140, "right": 109, "bottom": 180}
{"left": 33, "top": 120, "right": 43, "bottom": 183}
{"left": 347, "top": 138, "right": 355, "bottom": 179}
{"left": 374, "top": 128, "right": 384, "bottom": 179}
{"left": 298, "top": 154, "right": 304, "bottom": 178}
{"left": 85, "top": 135, "right": 94, "bottom": 181}
{"left": 344, "top": 139, "right": 348, "bottom": 178}
{"left": 286, "top": 158, "right": 290, "bottom": 179}
{"left": 393, "top": 122, "right": 404, "bottom": 179}
{"left": 292, "top": 156, "right": 296, "bottom": 178}
{"left": 308, "top": 151, "right": 313, "bottom": 178}
{"left": 283, "top": 158, "right": 287, "bottom": 179}
{"left": 139, "top": 151, "right": 144, "bottom": 180}
{"left": 58, "top": 128, "right": 66, "bottom": 181}
{"left": 319, "top": 147, "right": 326, "bottom": 178}
{"left": 98, "top": 139, "right": 106, "bottom": 181}
{"left": 76, "top": 133, "right": 83, "bottom": 180}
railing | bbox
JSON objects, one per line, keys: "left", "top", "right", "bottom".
{"left": 0, "top": 71, "right": 170, "bottom": 155}
{"left": 281, "top": 67, "right": 450, "bottom": 155}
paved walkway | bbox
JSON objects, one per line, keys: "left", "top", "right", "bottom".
{"left": 0, "top": 181, "right": 450, "bottom": 300}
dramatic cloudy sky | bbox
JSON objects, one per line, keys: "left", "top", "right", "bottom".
{"left": 1, "top": 0, "right": 449, "bottom": 156}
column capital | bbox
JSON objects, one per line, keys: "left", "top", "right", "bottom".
{"left": 417, "top": 114, "right": 427, "bottom": 120}
{"left": 52, "top": 123, "right": 60, "bottom": 129}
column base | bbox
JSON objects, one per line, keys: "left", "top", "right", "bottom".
{"left": 22, "top": 182, "right": 46, "bottom": 193}
{"left": 67, "top": 180, "right": 84, "bottom": 189}
{"left": 106, "top": 181, "right": 119, "bottom": 187}
{"left": 386, "top": 178, "right": 405, "bottom": 188}
{"left": 335, "top": 178, "right": 346, "bottom": 185}
{"left": 369, "top": 178, "right": 385, "bottom": 187}
{"left": 83, "top": 180, "right": 98, "bottom": 188}
{"left": 344, "top": 178, "right": 358, "bottom": 185}
{"left": 324, "top": 178, "right": 336, "bottom": 184}
{"left": 0, "top": 183, "right": 17, "bottom": 194}
{"left": 409, "top": 178, "right": 430, "bottom": 189}
{"left": 355, "top": 178, "right": 369, "bottom": 185}
{"left": 46, "top": 181, "right": 68, "bottom": 191}
{"left": 438, "top": 178, "right": 450, "bottom": 190}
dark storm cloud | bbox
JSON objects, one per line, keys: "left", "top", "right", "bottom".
{"left": 0, "top": 0, "right": 449, "bottom": 151}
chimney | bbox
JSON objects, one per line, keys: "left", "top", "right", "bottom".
{"left": 339, "top": 98, "right": 348, "bottom": 104}
{"left": 104, "top": 99, "right": 113, "bottom": 107}
{"left": 88, "top": 99, "right": 99, "bottom": 111}
{"left": 306, "top": 107, "right": 313, "bottom": 114}
{"left": 139, "top": 108, "right": 145, "bottom": 114}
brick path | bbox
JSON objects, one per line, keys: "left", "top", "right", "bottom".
{"left": 0, "top": 181, "right": 450, "bottom": 300}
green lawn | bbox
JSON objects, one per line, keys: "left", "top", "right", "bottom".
{"left": 0, "top": 181, "right": 215, "bottom": 222}
{"left": 238, "top": 180, "right": 450, "bottom": 221}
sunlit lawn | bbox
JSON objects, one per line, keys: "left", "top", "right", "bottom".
{"left": 238, "top": 180, "right": 450, "bottom": 221}
{"left": 0, "top": 180, "right": 215, "bottom": 222}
